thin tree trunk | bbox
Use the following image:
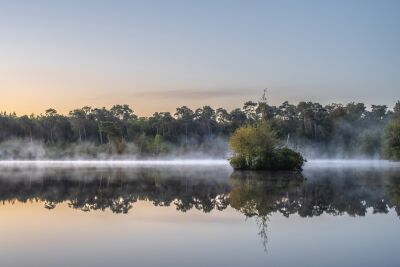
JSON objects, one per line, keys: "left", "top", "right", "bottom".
{"left": 78, "top": 127, "right": 82, "bottom": 142}
{"left": 29, "top": 127, "right": 33, "bottom": 143}
{"left": 98, "top": 125, "right": 103, "bottom": 144}
{"left": 185, "top": 124, "right": 188, "bottom": 146}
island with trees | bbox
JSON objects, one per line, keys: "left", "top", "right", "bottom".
{"left": 229, "top": 121, "right": 305, "bottom": 170}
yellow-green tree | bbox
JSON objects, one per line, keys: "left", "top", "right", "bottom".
{"left": 229, "top": 122, "right": 305, "bottom": 170}
{"left": 383, "top": 101, "right": 400, "bottom": 160}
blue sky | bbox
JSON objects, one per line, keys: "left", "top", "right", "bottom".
{"left": 0, "top": 0, "right": 399, "bottom": 115}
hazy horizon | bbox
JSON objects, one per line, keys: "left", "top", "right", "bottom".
{"left": 1, "top": 0, "right": 399, "bottom": 116}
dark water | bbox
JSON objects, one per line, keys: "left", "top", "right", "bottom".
{"left": 0, "top": 161, "right": 399, "bottom": 267}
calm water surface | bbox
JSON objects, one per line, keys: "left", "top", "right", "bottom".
{"left": 0, "top": 160, "right": 399, "bottom": 267}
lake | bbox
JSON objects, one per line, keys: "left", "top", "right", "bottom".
{"left": 0, "top": 160, "right": 399, "bottom": 267}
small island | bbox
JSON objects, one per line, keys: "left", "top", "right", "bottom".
{"left": 229, "top": 121, "right": 305, "bottom": 171}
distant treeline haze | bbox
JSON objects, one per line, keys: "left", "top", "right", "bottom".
{"left": 0, "top": 100, "right": 399, "bottom": 159}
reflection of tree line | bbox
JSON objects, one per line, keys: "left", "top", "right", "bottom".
{"left": 1, "top": 167, "right": 399, "bottom": 252}
{"left": 0, "top": 168, "right": 399, "bottom": 218}
{"left": 0, "top": 169, "right": 230, "bottom": 214}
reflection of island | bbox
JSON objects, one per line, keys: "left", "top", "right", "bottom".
{"left": 0, "top": 166, "right": 399, "bottom": 251}
{"left": 230, "top": 169, "right": 400, "bottom": 251}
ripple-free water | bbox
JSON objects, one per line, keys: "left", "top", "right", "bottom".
{"left": 0, "top": 160, "right": 399, "bottom": 267}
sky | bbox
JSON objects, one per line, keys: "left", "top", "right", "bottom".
{"left": 0, "top": 0, "right": 399, "bottom": 116}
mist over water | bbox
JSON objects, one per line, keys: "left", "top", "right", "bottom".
{"left": 0, "top": 136, "right": 393, "bottom": 162}
{"left": 0, "top": 136, "right": 397, "bottom": 168}
{"left": 0, "top": 159, "right": 230, "bottom": 168}
{"left": 0, "top": 138, "right": 230, "bottom": 160}
{"left": 1, "top": 158, "right": 400, "bottom": 171}
{"left": 305, "top": 159, "right": 400, "bottom": 169}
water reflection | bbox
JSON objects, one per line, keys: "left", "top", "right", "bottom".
{"left": 1, "top": 166, "right": 399, "bottom": 216}
{"left": 0, "top": 164, "right": 399, "bottom": 252}
{"left": 0, "top": 166, "right": 232, "bottom": 214}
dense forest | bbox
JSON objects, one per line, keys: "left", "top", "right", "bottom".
{"left": 0, "top": 99, "right": 399, "bottom": 159}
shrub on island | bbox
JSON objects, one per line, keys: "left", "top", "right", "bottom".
{"left": 229, "top": 122, "right": 305, "bottom": 171}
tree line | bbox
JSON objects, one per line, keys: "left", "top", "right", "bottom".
{"left": 0, "top": 100, "right": 399, "bottom": 158}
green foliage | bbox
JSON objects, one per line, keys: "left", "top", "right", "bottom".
{"left": 357, "top": 130, "right": 382, "bottom": 157}
{"left": 229, "top": 122, "right": 305, "bottom": 171}
{"left": 384, "top": 118, "right": 400, "bottom": 160}
{"left": 100, "top": 121, "right": 125, "bottom": 153}
{"left": 229, "top": 122, "right": 277, "bottom": 158}
{"left": 146, "top": 134, "right": 170, "bottom": 154}
{"left": 271, "top": 148, "right": 306, "bottom": 171}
